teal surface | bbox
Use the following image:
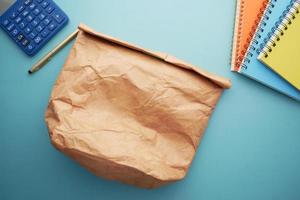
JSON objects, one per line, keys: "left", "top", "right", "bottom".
{"left": 1, "top": 0, "right": 300, "bottom": 200}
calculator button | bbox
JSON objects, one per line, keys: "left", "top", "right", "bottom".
{"left": 10, "top": 12, "right": 18, "bottom": 19}
{"left": 29, "top": 31, "right": 37, "bottom": 39}
{"left": 53, "top": 13, "right": 64, "bottom": 24}
{"left": 34, "top": 36, "right": 42, "bottom": 44}
{"left": 29, "top": 3, "right": 36, "bottom": 10}
{"left": 41, "top": 29, "right": 49, "bottom": 37}
{"left": 48, "top": 22, "right": 56, "bottom": 31}
{"left": 21, "top": 9, "right": 30, "bottom": 17}
{"left": 15, "top": 17, "right": 22, "bottom": 24}
{"left": 46, "top": 5, "right": 55, "bottom": 14}
{"left": 24, "top": 25, "right": 32, "bottom": 34}
{"left": 27, "top": 43, "right": 35, "bottom": 52}
{"left": 11, "top": 28, "right": 19, "bottom": 37}
{"left": 24, "top": 0, "right": 32, "bottom": 6}
{"left": 31, "top": 19, "right": 39, "bottom": 27}
{"left": 22, "top": 39, "right": 29, "bottom": 46}
{"left": 36, "top": 24, "right": 45, "bottom": 32}
{"left": 33, "top": 7, "right": 41, "bottom": 15}
{"left": 2, "top": 19, "right": 10, "bottom": 26}
{"left": 17, "top": 5, "right": 25, "bottom": 13}
{"left": 26, "top": 15, "right": 34, "bottom": 22}
{"left": 43, "top": 17, "right": 51, "bottom": 26}
{"left": 19, "top": 21, "right": 27, "bottom": 29}
{"left": 41, "top": 1, "right": 49, "bottom": 8}
{"left": 7, "top": 24, "right": 15, "bottom": 31}
{"left": 38, "top": 13, "right": 46, "bottom": 20}
{"left": 17, "top": 33, "right": 24, "bottom": 41}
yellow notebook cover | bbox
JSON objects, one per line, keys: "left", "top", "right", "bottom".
{"left": 258, "top": 1, "right": 300, "bottom": 90}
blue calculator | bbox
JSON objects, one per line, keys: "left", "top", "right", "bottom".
{"left": 0, "top": 0, "right": 68, "bottom": 56}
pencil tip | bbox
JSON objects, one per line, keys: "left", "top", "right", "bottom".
{"left": 28, "top": 70, "right": 32, "bottom": 74}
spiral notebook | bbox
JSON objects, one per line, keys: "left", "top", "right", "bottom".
{"left": 258, "top": 1, "right": 300, "bottom": 91}
{"left": 239, "top": 0, "right": 300, "bottom": 101}
{"left": 231, "top": 0, "right": 269, "bottom": 71}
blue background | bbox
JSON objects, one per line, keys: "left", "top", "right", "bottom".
{"left": 1, "top": 0, "right": 300, "bottom": 199}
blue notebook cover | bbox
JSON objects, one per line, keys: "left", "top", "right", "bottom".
{"left": 239, "top": 0, "right": 300, "bottom": 101}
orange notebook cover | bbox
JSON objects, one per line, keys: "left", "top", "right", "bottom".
{"left": 231, "top": 0, "right": 269, "bottom": 71}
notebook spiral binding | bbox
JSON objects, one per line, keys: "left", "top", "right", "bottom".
{"left": 234, "top": 0, "right": 244, "bottom": 68}
{"left": 235, "top": 0, "right": 269, "bottom": 69}
{"left": 230, "top": 0, "right": 244, "bottom": 70}
{"left": 261, "top": 0, "right": 300, "bottom": 58}
{"left": 241, "top": 0, "right": 296, "bottom": 70}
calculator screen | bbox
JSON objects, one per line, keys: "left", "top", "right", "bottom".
{"left": 0, "top": 0, "right": 16, "bottom": 15}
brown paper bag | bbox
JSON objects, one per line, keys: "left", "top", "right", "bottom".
{"left": 45, "top": 24, "right": 231, "bottom": 188}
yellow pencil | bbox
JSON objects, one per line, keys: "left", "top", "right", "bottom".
{"left": 28, "top": 29, "right": 79, "bottom": 74}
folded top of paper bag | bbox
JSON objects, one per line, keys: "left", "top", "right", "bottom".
{"left": 78, "top": 24, "right": 231, "bottom": 89}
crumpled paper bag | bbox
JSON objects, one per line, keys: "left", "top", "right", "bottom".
{"left": 45, "top": 24, "right": 231, "bottom": 188}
